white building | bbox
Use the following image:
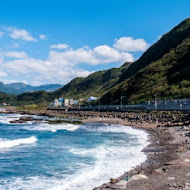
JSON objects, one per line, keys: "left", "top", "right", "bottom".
{"left": 50, "top": 97, "right": 78, "bottom": 108}
{"left": 87, "top": 96, "right": 98, "bottom": 102}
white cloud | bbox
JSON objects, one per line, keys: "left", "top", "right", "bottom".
{"left": 49, "top": 48, "right": 98, "bottom": 65}
{"left": 114, "top": 37, "right": 149, "bottom": 52}
{"left": 2, "top": 56, "right": 92, "bottom": 84}
{"left": 0, "top": 70, "right": 8, "bottom": 77}
{"left": 11, "top": 43, "right": 20, "bottom": 48}
{"left": 0, "top": 51, "right": 28, "bottom": 59}
{"left": 0, "top": 79, "right": 17, "bottom": 84}
{"left": 94, "top": 45, "right": 134, "bottom": 63}
{"left": 49, "top": 45, "right": 134, "bottom": 66}
{"left": 0, "top": 36, "right": 149, "bottom": 85}
{"left": 0, "top": 44, "right": 134, "bottom": 84}
{"left": 0, "top": 31, "right": 4, "bottom": 38}
{"left": 39, "top": 34, "right": 47, "bottom": 40}
{"left": 50, "top": 43, "right": 69, "bottom": 49}
{"left": 31, "top": 80, "right": 43, "bottom": 86}
{"left": 7, "top": 27, "right": 36, "bottom": 41}
{"left": 0, "top": 57, "right": 4, "bottom": 63}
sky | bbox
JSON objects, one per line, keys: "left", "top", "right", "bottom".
{"left": 0, "top": 0, "right": 189, "bottom": 86}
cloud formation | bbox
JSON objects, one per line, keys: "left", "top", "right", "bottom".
{"left": 0, "top": 34, "right": 148, "bottom": 85}
{"left": 0, "top": 45, "right": 134, "bottom": 84}
{"left": 0, "top": 31, "right": 4, "bottom": 38}
{"left": 50, "top": 43, "right": 69, "bottom": 49}
{"left": 39, "top": 34, "right": 47, "bottom": 40}
{"left": 0, "top": 51, "right": 28, "bottom": 59}
{"left": 114, "top": 37, "right": 149, "bottom": 51}
{"left": 49, "top": 45, "right": 134, "bottom": 66}
{"left": 0, "top": 70, "right": 7, "bottom": 77}
{"left": 6, "top": 27, "right": 36, "bottom": 41}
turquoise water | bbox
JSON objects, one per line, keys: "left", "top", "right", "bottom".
{"left": 0, "top": 113, "right": 149, "bottom": 190}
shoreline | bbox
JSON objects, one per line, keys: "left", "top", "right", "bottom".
{"left": 84, "top": 118, "right": 190, "bottom": 190}
{"left": 1, "top": 108, "right": 190, "bottom": 189}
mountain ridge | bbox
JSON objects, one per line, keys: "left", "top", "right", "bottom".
{"left": 0, "top": 82, "right": 63, "bottom": 95}
{"left": 101, "top": 37, "right": 190, "bottom": 104}
{"left": 0, "top": 18, "right": 189, "bottom": 106}
{"left": 0, "top": 82, "right": 22, "bottom": 95}
{"left": 118, "top": 18, "right": 190, "bottom": 83}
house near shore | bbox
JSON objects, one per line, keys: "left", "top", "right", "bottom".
{"left": 87, "top": 96, "right": 98, "bottom": 102}
{"left": 50, "top": 97, "right": 78, "bottom": 108}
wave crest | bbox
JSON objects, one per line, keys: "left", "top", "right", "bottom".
{"left": 22, "top": 123, "right": 80, "bottom": 132}
{"left": 0, "top": 136, "right": 37, "bottom": 149}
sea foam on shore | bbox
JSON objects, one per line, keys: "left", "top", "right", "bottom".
{"left": 0, "top": 114, "right": 149, "bottom": 190}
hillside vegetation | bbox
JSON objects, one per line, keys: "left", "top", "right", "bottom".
{"left": 118, "top": 18, "right": 190, "bottom": 83}
{"left": 51, "top": 63, "right": 132, "bottom": 100}
{"left": 0, "top": 18, "right": 190, "bottom": 106}
{"left": 101, "top": 38, "right": 190, "bottom": 104}
{"left": 0, "top": 82, "right": 22, "bottom": 95}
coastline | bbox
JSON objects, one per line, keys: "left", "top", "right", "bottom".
{"left": 1, "top": 108, "right": 190, "bottom": 189}
{"left": 84, "top": 118, "right": 190, "bottom": 190}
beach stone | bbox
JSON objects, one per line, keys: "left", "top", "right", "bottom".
{"left": 166, "top": 176, "right": 175, "bottom": 180}
{"left": 131, "top": 174, "right": 148, "bottom": 180}
{"left": 184, "top": 159, "right": 190, "bottom": 163}
{"left": 115, "top": 180, "right": 128, "bottom": 188}
{"left": 153, "top": 168, "right": 163, "bottom": 174}
{"left": 110, "top": 178, "right": 117, "bottom": 184}
{"left": 139, "top": 170, "right": 145, "bottom": 175}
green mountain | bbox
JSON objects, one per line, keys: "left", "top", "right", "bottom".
{"left": 7, "top": 82, "right": 63, "bottom": 93}
{"left": 0, "top": 82, "right": 22, "bottom": 95}
{"left": 51, "top": 63, "right": 132, "bottom": 100}
{"left": 0, "top": 91, "right": 50, "bottom": 106}
{"left": 52, "top": 18, "right": 190, "bottom": 104}
{"left": 118, "top": 18, "right": 190, "bottom": 83}
{"left": 0, "top": 18, "right": 190, "bottom": 106}
{"left": 101, "top": 37, "right": 190, "bottom": 104}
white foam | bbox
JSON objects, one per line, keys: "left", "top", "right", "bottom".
{"left": 0, "top": 136, "right": 37, "bottom": 149}
{"left": 0, "top": 114, "right": 21, "bottom": 124}
{"left": 0, "top": 125, "right": 149, "bottom": 190}
{"left": 22, "top": 123, "right": 80, "bottom": 132}
{"left": 84, "top": 123, "right": 146, "bottom": 135}
{"left": 60, "top": 127, "right": 149, "bottom": 190}
{"left": 0, "top": 114, "right": 54, "bottom": 125}
{"left": 0, "top": 114, "right": 38, "bottom": 125}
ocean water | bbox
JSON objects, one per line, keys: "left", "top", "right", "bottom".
{"left": 0, "top": 113, "right": 149, "bottom": 190}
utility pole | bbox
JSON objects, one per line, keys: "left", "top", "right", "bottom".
{"left": 154, "top": 93, "right": 157, "bottom": 110}
{"left": 98, "top": 97, "right": 100, "bottom": 111}
{"left": 120, "top": 96, "right": 126, "bottom": 110}
{"left": 78, "top": 100, "right": 81, "bottom": 110}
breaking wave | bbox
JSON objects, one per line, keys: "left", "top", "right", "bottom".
{"left": 22, "top": 123, "right": 80, "bottom": 132}
{"left": 0, "top": 136, "right": 37, "bottom": 149}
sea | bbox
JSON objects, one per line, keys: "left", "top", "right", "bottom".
{"left": 0, "top": 112, "right": 149, "bottom": 190}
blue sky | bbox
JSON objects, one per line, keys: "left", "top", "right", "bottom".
{"left": 0, "top": 0, "right": 189, "bottom": 85}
